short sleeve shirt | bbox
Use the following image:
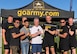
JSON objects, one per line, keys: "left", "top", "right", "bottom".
{"left": 10, "top": 27, "right": 20, "bottom": 46}
{"left": 68, "top": 24, "right": 76, "bottom": 37}
{"left": 43, "top": 22, "right": 57, "bottom": 38}
{"left": 30, "top": 25, "right": 43, "bottom": 44}
{"left": 2, "top": 22, "right": 14, "bottom": 42}
{"left": 60, "top": 26, "right": 69, "bottom": 40}
{"left": 20, "top": 26, "right": 30, "bottom": 43}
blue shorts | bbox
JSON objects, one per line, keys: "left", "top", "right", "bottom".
{"left": 32, "top": 44, "right": 42, "bottom": 53}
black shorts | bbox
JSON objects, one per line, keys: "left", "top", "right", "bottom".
{"left": 4, "top": 38, "right": 10, "bottom": 49}
{"left": 4, "top": 44, "right": 10, "bottom": 49}
{"left": 43, "top": 37, "right": 54, "bottom": 48}
{"left": 59, "top": 40, "right": 69, "bottom": 52}
{"left": 69, "top": 38, "right": 77, "bottom": 49}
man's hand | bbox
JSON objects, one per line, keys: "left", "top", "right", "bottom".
{"left": 45, "top": 28, "right": 49, "bottom": 31}
{"left": 20, "top": 32, "right": 25, "bottom": 35}
{"left": 55, "top": 29, "right": 60, "bottom": 36}
{"left": 30, "top": 31, "right": 42, "bottom": 38}
{"left": 58, "top": 33, "right": 60, "bottom": 37}
{"left": 26, "top": 33, "right": 30, "bottom": 36}
{"left": 55, "top": 30, "right": 58, "bottom": 35}
{"left": 69, "top": 29, "right": 72, "bottom": 34}
{"left": 36, "top": 31, "right": 41, "bottom": 34}
{"left": 69, "top": 29, "right": 74, "bottom": 36}
{"left": 68, "top": 26, "right": 70, "bottom": 29}
{"left": 56, "top": 29, "right": 61, "bottom": 35}
{"left": 4, "top": 41, "right": 8, "bottom": 45}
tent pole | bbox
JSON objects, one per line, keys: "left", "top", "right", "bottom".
{"left": 70, "top": 0, "right": 73, "bottom": 11}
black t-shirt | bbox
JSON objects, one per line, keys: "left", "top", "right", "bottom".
{"left": 19, "top": 24, "right": 24, "bottom": 29}
{"left": 68, "top": 24, "right": 76, "bottom": 37}
{"left": 2, "top": 22, "right": 14, "bottom": 42}
{"left": 10, "top": 27, "right": 20, "bottom": 46}
{"left": 68, "top": 24, "right": 77, "bottom": 47}
{"left": 60, "top": 26, "right": 69, "bottom": 41}
{"left": 43, "top": 22, "right": 56, "bottom": 39}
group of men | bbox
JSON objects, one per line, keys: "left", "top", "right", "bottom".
{"left": 2, "top": 15, "right": 77, "bottom": 54}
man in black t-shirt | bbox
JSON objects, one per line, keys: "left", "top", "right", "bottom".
{"left": 10, "top": 19, "right": 25, "bottom": 54}
{"left": 68, "top": 18, "right": 77, "bottom": 54}
{"left": 58, "top": 19, "right": 69, "bottom": 54}
{"left": 2, "top": 15, "right": 14, "bottom": 54}
{"left": 43, "top": 16, "right": 56, "bottom": 54}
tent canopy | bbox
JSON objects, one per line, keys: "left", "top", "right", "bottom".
{"left": 1, "top": 0, "right": 74, "bottom": 20}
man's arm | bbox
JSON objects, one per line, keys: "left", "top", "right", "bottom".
{"left": 30, "top": 31, "right": 41, "bottom": 38}
{"left": 48, "top": 30, "right": 56, "bottom": 35}
{"left": 68, "top": 25, "right": 75, "bottom": 36}
{"left": 45, "top": 28, "right": 56, "bottom": 35}
{"left": 2, "top": 29, "right": 8, "bottom": 45}
{"left": 58, "top": 26, "right": 68, "bottom": 38}
{"left": 58, "top": 33, "right": 68, "bottom": 38}
{"left": 30, "top": 33, "right": 39, "bottom": 38}
{"left": 20, "top": 33, "right": 30, "bottom": 40}
{"left": 69, "top": 29, "right": 74, "bottom": 36}
{"left": 12, "top": 32, "right": 24, "bottom": 38}
{"left": 20, "top": 28, "right": 29, "bottom": 40}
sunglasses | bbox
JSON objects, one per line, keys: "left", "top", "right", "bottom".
{"left": 60, "top": 22, "right": 65, "bottom": 23}
{"left": 15, "top": 22, "right": 20, "bottom": 24}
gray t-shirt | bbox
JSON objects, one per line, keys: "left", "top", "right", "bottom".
{"left": 20, "top": 26, "right": 30, "bottom": 43}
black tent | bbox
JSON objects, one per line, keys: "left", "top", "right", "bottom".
{"left": 1, "top": 0, "right": 74, "bottom": 21}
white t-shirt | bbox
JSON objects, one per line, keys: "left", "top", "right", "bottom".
{"left": 30, "top": 25, "right": 43, "bottom": 44}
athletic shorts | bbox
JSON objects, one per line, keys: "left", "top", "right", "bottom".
{"left": 43, "top": 37, "right": 54, "bottom": 48}
{"left": 4, "top": 38, "right": 10, "bottom": 49}
{"left": 32, "top": 44, "right": 42, "bottom": 53}
{"left": 4, "top": 44, "right": 10, "bottom": 49}
{"left": 10, "top": 46, "right": 19, "bottom": 54}
{"left": 69, "top": 38, "right": 77, "bottom": 49}
{"left": 59, "top": 40, "right": 69, "bottom": 52}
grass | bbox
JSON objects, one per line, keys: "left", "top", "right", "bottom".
{"left": 76, "top": 48, "right": 77, "bottom": 53}
{"left": 2, "top": 39, "right": 4, "bottom": 54}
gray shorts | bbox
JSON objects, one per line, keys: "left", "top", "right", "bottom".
{"left": 10, "top": 46, "right": 19, "bottom": 54}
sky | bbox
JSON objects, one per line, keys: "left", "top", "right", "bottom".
{"left": 0, "top": 0, "right": 77, "bottom": 18}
